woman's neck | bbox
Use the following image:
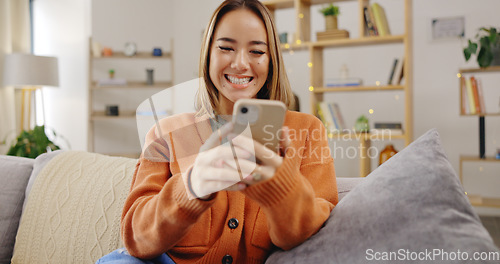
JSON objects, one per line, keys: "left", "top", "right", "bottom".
{"left": 217, "top": 96, "right": 234, "bottom": 116}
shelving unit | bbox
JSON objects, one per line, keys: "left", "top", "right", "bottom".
{"left": 88, "top": 38, "right": 174, "bottom": 157}
{"left": 264, "top": 0, "right": 413, "bottom": 177}
{"left": 458, "top": 67, "right": 500, "bottom": 208}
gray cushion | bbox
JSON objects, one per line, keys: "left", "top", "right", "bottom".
{"left": 266, "top": 129, "right": 500, "bottom": 264}
{"left": 0, "top": 155, "right": 34, "bottom": 264}
{"left": 336, "top": 177, "right": 364, "bottom": 201}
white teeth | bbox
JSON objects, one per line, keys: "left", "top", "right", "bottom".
{"left": 227, "top": 75, "right": 251, "bottom": 85}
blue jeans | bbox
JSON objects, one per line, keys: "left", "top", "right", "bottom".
{"left": 96, "top": 248, "right": 176, "bottom": 264}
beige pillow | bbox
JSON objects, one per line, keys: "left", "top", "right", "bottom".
{"left": 12, "top": 151, "right": 136, "bottom": 264}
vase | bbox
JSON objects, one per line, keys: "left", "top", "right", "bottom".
{"left": 146, "top": 69, "right": 154, "bottom": 85}
{"left": 491, "top": 45, "right": 500, "bottom": 66}
{"left": 325, "top": 15, "right": 338, "bottom": 31}
{"left": 379, "top": 144, "right": 397, "bottom": 165}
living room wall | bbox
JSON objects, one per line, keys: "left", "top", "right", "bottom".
{"left": 33, "top": 0, "right": 500, "bottom": 214}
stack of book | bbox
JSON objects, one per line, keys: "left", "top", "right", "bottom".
{"left": 316, "top": 29, "right": 349, "bottom": 41}
{"left": 461, "top": 76, "right": 485, "bottom": 114}
{"left": 371, "top": 122, "right": 403, "bottom": 135}
{"left": 316, "top": 102, "right": 346, "bottom": 132}
{"left": 325, "top": 77, "right": 362, "bottom": 87}
{"left": 363, "top": 3, "right": 391, "bottom": 37}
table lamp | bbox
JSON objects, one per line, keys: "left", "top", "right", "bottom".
{"left": 2, "top": 53, "right": 59, "bottom": 131}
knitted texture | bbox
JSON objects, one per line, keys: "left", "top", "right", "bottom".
{"left": 11, "top": 151, "right": 136, "bottom": 264}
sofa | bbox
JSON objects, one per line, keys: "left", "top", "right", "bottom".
{"left": 1, "top": 129, "right": 499, "bottom": 264}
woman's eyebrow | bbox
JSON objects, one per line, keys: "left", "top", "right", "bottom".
{"left": 250, "top": 40, "right": 267, "bottom": 46}
{"left": 216, "top": 37, "right": 267, "bottom": 46}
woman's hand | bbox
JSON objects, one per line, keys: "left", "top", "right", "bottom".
{"left": 228, "top": 126, "right": 291, "bottom": 186}
{"left": 189, "top": 122, "right": 250, "bottom": 199}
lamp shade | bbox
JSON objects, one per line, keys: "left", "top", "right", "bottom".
{"left": 3, "top": 53, "right": 59, "bottom": 87}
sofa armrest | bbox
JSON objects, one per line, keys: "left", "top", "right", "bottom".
{"left": 0, "top": 155, "right": 34, "bottom": 263}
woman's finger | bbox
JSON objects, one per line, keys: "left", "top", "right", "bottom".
{"left": 241, "top": 163, "right": 276, "bottom": 185}
{"left": 200, "top": 122, "right": 234, "bottom": 152}
{"left": 229, "top": 133, "right": 283, "bottom": 168}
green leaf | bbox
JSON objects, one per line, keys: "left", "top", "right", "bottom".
{"left": 6, "top": 125, "right": 61, "bottom": 158}
{"left": 463, "top": 40, "right": 477, "bottom": 61}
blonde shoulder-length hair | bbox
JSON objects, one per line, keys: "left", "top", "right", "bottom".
{"left": 195, "top": 0, "right": 294, "bottom": 116}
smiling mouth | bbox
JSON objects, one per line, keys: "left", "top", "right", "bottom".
{"left": 225, "top": 74, "right": 253, "bottom": 85}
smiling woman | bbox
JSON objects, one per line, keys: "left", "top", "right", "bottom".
{"left": 96, "top": 0, "right": 338, "bottom": 263}
{"left": 209, "top": 9, "right": 270, "bottom": 115}
{"left": 197, "top": 0, "right": 294, "bottom": 118}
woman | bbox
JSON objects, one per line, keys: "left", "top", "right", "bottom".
{"left": 97, "top": 0, "right": 337, "bottom": 263}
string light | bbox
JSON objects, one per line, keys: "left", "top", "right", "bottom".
{"left": 457, "top": 73, "right": 462, "bottom": 78}
{"left": 284, "top": 43, "right": 290, "bottom": 49}
{"left": 298, "top": 13, "right": 304, "bottom": 19}
{"left": 307, "top": 62, "right": 313, "bottom": 68}
{"left": 394, "top": 95, "right": 400, "bottom": 100}
{"left": 369, "top": 109, "right": 374, "bottom": 114}
{"left": 296, "top": 39, "right": 302, "bottom": 45}
{"left": 375, "top": 81, "right": 381, "bottom": 86}
{"left": 309, "top": 86, "right": 314, "bottom": 91}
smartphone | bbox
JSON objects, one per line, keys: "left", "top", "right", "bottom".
{"left": 232, "top": 99, "right": 287, "bottom": 153}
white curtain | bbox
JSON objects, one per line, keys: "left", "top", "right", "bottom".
{"left": 0, "top": 0, "right": 31, "bottom": 154}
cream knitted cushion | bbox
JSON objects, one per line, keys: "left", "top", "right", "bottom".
{"left": 12, "top": 151, "right": 137, "bottom": 264}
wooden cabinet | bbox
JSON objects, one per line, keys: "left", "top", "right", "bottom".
{"left": 88, "top": 38, "right": 174, "bottom": 157}
{"left": 458, "top": 66, "right": 500, "bottom": 208}
{"left": 263, "top": 0, "right": 413, "bottom": 177}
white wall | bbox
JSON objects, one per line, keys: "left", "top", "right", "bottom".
{"left": 33, "top": 0, "right": 91, "bottom": 151}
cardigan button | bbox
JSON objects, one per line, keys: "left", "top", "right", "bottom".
{"left": 227, "top": 218, "right": 239, "bottom": 229}
{"left": 222, "top": 254, "right": 233, "bottom": 264}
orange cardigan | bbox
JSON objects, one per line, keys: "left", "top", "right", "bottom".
{"left": 121, "top": 111, "right": 338, "bottom": 264}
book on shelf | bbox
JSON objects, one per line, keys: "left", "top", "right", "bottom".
{"left": 316, "top": 102, "right": 346, "bottom": 132}
{"left": 464, "top": 77, "right": 476, "bottom": 114}
{"left": 392, "top": 57, "right": 404, "bottom": 85}
{"left": 372, "top": 122, "right": 403, "bottom": 135}
{"left": 316, "top": 29, "right": 350, "bottom": 41}
{"left": 462, "top": 75, "right": 486, "bottom": 114}
{"left": 460, "top": 76, "right": 468, "bottom": 114}
{"left": 368, "top": 5, "right": 379, "bottom": 36}
{"left": 386, "top": 57, "right": 404, "bottom": 85}
{"left": 325, "top": 77, "right": 362, "bottom": 87}
{"left": 371, "top": 3, "right": 391, "bottom": 36}
{"left": 317, "top": 102, "right": 336, "bottom": 132}
{"left": 387, "top": 58, "right": 398, "bottom": 85}
{"left": 470, "top": 76, "right": 485, "bottom": 114}
{"left": 374, "top": 122, "right": 402, "bottom": 129}
{"left": 331, "top": 103, "right": 346, "bottom": 130}
{"left": 363, "top": 7, "right": 378, "bottom": 36}
{"left": 476, "top": 78, "right": 486, "bottom": 114}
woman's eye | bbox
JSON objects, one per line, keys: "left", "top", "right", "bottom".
{"left": 251, "top": 50, "right": 265, "bottom": 55}
{"left": 218, "top": 46, "right": 233, "bottom": 51}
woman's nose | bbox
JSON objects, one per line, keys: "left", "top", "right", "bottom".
{"left": 231, "top": 50, "right": 250, "bottom": 71}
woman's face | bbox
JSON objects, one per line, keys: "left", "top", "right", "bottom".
{"left": 209, "top": 9, "right": 270, "bottom": 114}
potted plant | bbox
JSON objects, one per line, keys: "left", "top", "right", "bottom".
{"left": 463, "top": 27, "right": 500, "bottom": 68}
{"left": 319, "top": 4, "right": 340, "bottom": 31}
{"left": 4, "top": 125, "right": 60, "bottom": 158}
